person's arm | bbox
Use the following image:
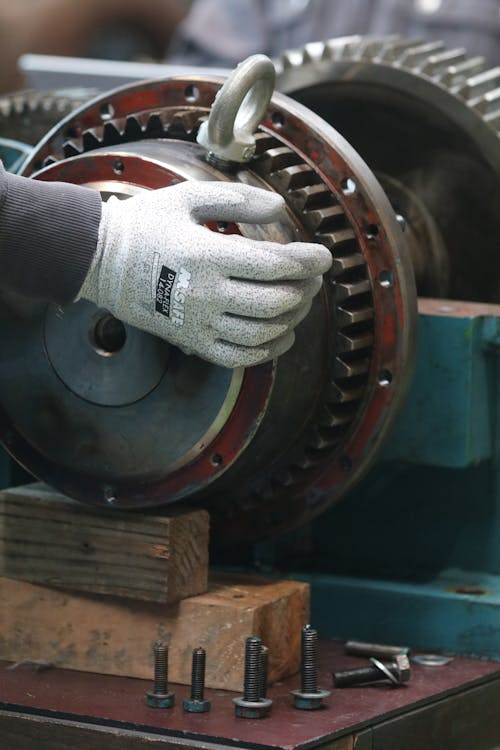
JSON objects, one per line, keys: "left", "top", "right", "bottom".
{"left": 0, "top": 170, "right": 332, "bottom": 367}
{"left": 0, "top": 161, "right": 101, "bottom": 302}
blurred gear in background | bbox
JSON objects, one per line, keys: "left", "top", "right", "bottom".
{"left": 275, "top": 35, "right": 500, "bottom": 302}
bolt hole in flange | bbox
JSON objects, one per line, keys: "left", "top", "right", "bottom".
{"left": 211, "top": 453, "right": 224, "bottom": 467}
{"left": 89, "top": 312, "right": 127, "bottom": 357}
{"left": 379, "top": 270, "right": 394, "bottom": 288}
{"left": 378, "top": 369, "right": 393, "bottom": 387}
{"left": 184, "top": 84, "right": 200, "bottom": 103}
{"left": 112, "top": 159, "right": 125, "bottom": 175}
{"left": 100, "top": 102, "right": 115, "bottom": 121}
{"left": 341, "top": 177, "right": 356, "bottom": 195}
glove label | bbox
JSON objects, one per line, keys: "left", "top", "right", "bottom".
{"left": 155, "top": 265, "right": 177, "bottom": 318}
{"left": 155, "top": 265, "right": 191, "bottom": 326}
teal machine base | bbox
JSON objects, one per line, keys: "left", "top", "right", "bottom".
{"left": 251, "top": 299, "right": 500, "bottom": 660}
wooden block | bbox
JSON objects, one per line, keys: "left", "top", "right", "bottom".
{"left": 0, "top": 573, "right": 309, "bottom": 691}
{"left": 0, "top": 483, "right": 209, "bottom": 604}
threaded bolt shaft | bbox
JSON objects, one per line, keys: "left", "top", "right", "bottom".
{"left": 243, "top": 636, "right": 262, "bottom": 702}
{"left": 190, "top": 647, "right": 206, "bottom": 701}
{"left": 153, "top": 640, "right": 168, "bottom": 695}
{"left": 259, "top": 645, "right": 269, "bottom": 699}
{"left": 301, "top": 625, "right": 318, "bottom": 694}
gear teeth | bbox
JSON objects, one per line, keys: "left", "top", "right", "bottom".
{"left": 336, "top": 331, "right": 374, "bottom": 353}
{"left": 441, "top": 56, "right": 485, "bottom": 87}
{"left": 334, "top": 279, "right": 371, "bottom": 302}
{"left": 331, "top": 252, "right": 365, "bottom": 276}
{"left": 420, "top": 49, "right": 467, "bottom": 77}
{"left": 288, "top": 183, "right": 333, "bottom": 211}
{"left": 63, "top": 140, "right": 83, "bottom": 158}
{"left": 357, "top": 36, "right": 401, "bottom": 60}
{"left": 334, "top": 357, "right": 370, "bottom": 379}
{"left": 328, "top": 381, "right": 365, "bottom": 404}
{"left": 378, "top": 37, "right": 424, "bottom": 63}
{"left": 280, "top": 48, "right": 307, "bottom": 70}
{"left": 318, "top": 228, "right": 357, "bottom": 251}
{"left": 459, "top": 67, "right": 500, "bottom": 102}
{"left": 257, "top": 145, "right": 301, "bottom": 172}
{"left": 305, "top": 204, "right": 345, "bottom": 232}
{"left": 41, "top": 155, "right": 58, "bottom": 168}
{"left": 319, "top": 404, "right": 356, "bottom": 429}
{"left": 254, "top": 131, "right": 278, "bottom": 154}
{"left": 82, "top": 129, "right": 102, "bottom": 150}
{"left": 397, "top": 41, "right": 446, "bottom": 68}
{"left": 124, "top": 115, "right": 146, "bottom": 140}
{"left": 324, "top": 36, "right": 364, "bottom": 61}
{"left": 337, "top": 305, "right": 374, "bottom": 327}
{"left": 270, "top": 163, "right": 320, "bottom": 191}
{"left": 308, "top": 428, "right": 344, "bottom": 451}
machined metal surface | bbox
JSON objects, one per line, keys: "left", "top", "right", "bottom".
{"left": 275, "top": 36, "right": 500, "bottom": 303}
{"left": 0, "top": 71, "right": 416, "bottom": 539}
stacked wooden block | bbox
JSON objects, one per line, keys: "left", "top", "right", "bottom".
{"left": 0, "top": 484, "right": 309, "bottom": 690}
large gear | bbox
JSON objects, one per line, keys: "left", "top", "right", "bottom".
{"left": 0, "top": 72, "right": 416, "bottom": 541}
{"left": 275, "top": 36, "right": 500, "bottom": 302}
{"left": 0, "top": 88, "right": 96, "bottom": 148}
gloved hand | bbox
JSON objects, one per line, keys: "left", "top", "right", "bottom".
{"left": 78, "top": 180, "right": 332, "bottom": 368}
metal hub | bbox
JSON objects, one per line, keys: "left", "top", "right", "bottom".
{"left": 0, "top": 72, "right": 417, "bottom": 540}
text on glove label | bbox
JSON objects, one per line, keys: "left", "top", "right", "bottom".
{"left": 155, "top": 265, "right": 191, "bottom": 326}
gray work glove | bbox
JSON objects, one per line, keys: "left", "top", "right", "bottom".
{"left": 78, "top": 181, "right": 332, "bottom": 368}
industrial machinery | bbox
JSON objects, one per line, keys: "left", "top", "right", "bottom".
{"left": 1, "top": 36, "right": 500, "bottom": 750}
{"left": 0, "top": 54, "right": 417, "bottom": 542}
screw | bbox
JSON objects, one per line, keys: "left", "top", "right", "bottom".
{"left": 183, "top": 647, "right": 211, "bottom": 713}
{"left": 146, "top": 640, "right": 175, "bottom": 708}
{"left": 233, "top": 636, "right": 272, "bottom": 718}
{"left": 333, "top": 654, "right": 411, "bottom": 688}
{"left": 291, "top": 624, "right": 330, "bottom": 710}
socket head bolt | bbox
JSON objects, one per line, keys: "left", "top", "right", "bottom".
{"left": 146, "top": 640, "right": 175, "bottom": 709}
{"left": 333, "top": 654, "right": 411, "bottom": 689}
{"left": 183, "top": 647, "right": 211, "bottom": 713}
{"left": 291, "top": 624, "right": 330, "bottom": 710}
{"left": 233, "top": 636, "right": 273, "bottom": 719}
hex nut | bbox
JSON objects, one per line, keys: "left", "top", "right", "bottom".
{"left": 183, "top": 698, "right": 211, "bottom": 713}
{"left": 146, "top": 691, "right": 175, "bottom": 709}
{"left": 395, "top": 654, "right": 411, "bottom": 682}
{"left": 233, "top": 697, "right": 272, "bottom": 719}
{"left": 291, "top": 688, "right": 330, "bottom": 710}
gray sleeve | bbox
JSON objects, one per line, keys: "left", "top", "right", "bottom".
{"left": 0, "top": 162, "right": 102, "bottom": 303}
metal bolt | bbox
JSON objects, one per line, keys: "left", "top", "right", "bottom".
{"left": 345, "top": 640, "right": 411, "bottom": 661}
{"left": 333, "top": 654, "right": 411, "bottom": 688}
{"left": 233, "top": 636, "right": 272, "bottom": 718}
{"left": 146, "top": 640, "right": 175, "bottom": 708}
{"left": 183, "top": 647, "right": 211, "bottom": 713}
{"left": 291, "top": 624, "right": 330, "bottom": 710}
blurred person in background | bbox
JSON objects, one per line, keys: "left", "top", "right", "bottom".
{"left": 0, "top": 0, "right": 188, "bottom": 93}
{"left": 168, "top": 0, "right": 500, "bottom": 66}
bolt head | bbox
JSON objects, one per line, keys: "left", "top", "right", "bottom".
{"left": 395, "top": 654, "right": 411, "bottom": 682}
{"left": 233, "top": 696, "right": 272, "bottom": 719}
{"left": 146, "top": 691, "right": 175, "bottom": 709}
{"left": 291, "top": 688, "right": 330, "bottom": 710}
{"left": 183, "top": 698, "right": 211, "bottom": 713}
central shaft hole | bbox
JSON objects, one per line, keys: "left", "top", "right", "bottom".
{"left": 89, "top": 312, "right": 127, "bottom": 356}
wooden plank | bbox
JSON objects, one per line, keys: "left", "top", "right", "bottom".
{"left": 0, "top": 573, "right": 309, "bottom": 691}
{"left": 0, "top": 483, "right": 209, "bottom": 604}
